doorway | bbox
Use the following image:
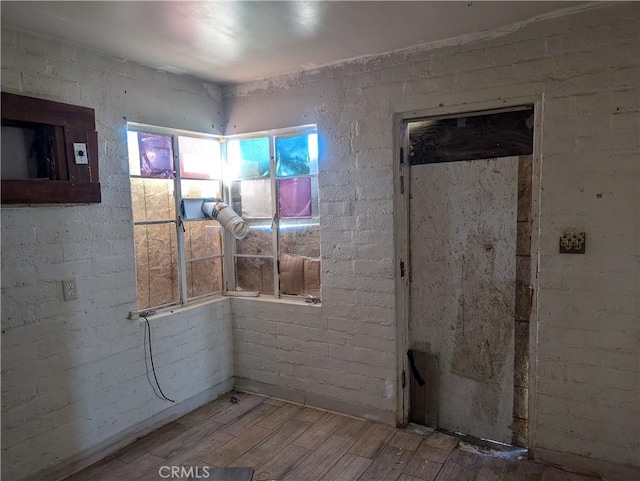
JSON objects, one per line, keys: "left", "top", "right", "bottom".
{"left": 396, "top": 104, "right": 539, "bottom": 447}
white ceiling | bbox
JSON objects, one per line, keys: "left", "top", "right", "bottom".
{"left": 2, "top": 1, "right": 588, "bottom": 85}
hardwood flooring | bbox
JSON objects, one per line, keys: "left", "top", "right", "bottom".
{"left": 64, "top": 392, "right": 601, "bottom": 481}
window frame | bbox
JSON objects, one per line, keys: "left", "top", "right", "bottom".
{"left": 225, "top": 124, "right": 319, "bottom": 300}
{"left": 127, "top": 122, "right": 320, "bottom": 313}
{"left": 127, "top": 122, "right": 227, "bottom": 312}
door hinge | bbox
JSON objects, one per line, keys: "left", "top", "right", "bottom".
{"left": 402, "top": 370, "right": 406, "bottom": 388}
{"left": 400, "top": 260, "right": 405, "bottom": 278}
{"left": 400, "top": 176, "right": 404, "bottom": 194}
{"left": 400, "top": 146, "right": 404, "bottom": 165}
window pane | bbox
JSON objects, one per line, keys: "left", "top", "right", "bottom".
{"left": 276, "top": 133, "right": 318, "bottom": 177}
{"left": 279, "top": 223, "right": 321, "bottom": 298}
{"left": 127, "top": 131, "right": 141, "bottom": 176}
{"left": 186, "top": 257, "right": 223, "bottom": 298}
{"left": 134, "top": 223, "right": 179, "bottom": 309}
{"left": 311, "top": 175, "right": 319, "bottom": 218}
{"left": 408, "top": 109, "right": 533, "bottom": 165}
{"left": 137, "top": 133, "right": 174, "bottom": 179}
{"left": 178, "top": 136, "right": 222, "bottom": 179}
{"left": 280, "top": 253, "right": 320, "bottom": 298}
{"left": 181, "top": 179, "right": 222, "bottom": 200}
{"left": 227, "top": 137, "right": 270, "bottom": 178}
{"left": 231, "top": 179, "right": 272, "bottom": 218}
{"left": 184, "top": 220, "right": 222, "bottom": 260}
{"left": 279, "top": 224, "right": 320, "bottom": 258}
{"left": 235, "top": 257, "right": 274, "bottom": 294}
{"left": 236, "top": 223, "right": 273, "bottom": 255}
{"left": 130, "top": 178, "right": 175, "bottom": 222}
{"left": 278, "top": 177, "right": 311, "bottom": 218}
{"left": 308, "top": 133, "right": 318, "bottom": 174}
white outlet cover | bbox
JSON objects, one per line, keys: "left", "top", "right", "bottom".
{"left": 62, "top": 278, "right": 78, "bottom": 301}
{"left": 73, "top": 143, "right": 89, "bottom": 164}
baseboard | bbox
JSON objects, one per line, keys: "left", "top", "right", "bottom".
{"left": 22, "top": 378, "right": 234, "bottom": 481}
{"left": 233, "top": 377, "right": 396, "bottom": 425}
{"left": 533, "top": 447, "right": 640, "bottom": 481}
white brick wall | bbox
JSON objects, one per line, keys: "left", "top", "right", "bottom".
{"left": 1, "top": 29, "right": 232, "bottom": 481}
{"left": 224, "top": 2, "right": 640, "bottom": 468}
{"left": 231, "top": 297, "right": 397, "bottom": 415}
{"left": 1, "top": 3, "right": 638, "bottom": 478}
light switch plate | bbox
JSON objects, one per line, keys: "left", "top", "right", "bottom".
{"left": 62, "top": 278, "right": 78, "bottom": 301}
{"left": 73, "top": 143, "right": 88, "bottom": 165}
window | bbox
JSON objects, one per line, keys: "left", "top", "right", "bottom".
{"left": 128, "top": 126, "right": 224, "bottom": 310}
{"left": 227, "top": 128, "right": 320, "bottom": 298}
{"left": 127, "top": 124, "right": 320, "bottom": 312}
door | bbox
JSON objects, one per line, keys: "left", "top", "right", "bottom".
{"left": 405, "top": 107, "right": 533, "bottom": 444}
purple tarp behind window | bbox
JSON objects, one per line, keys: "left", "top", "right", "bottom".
{"left": 139, "top": 133, "right": 174, "bottom": 178}
{"left": 278, "top": 177, "right": 311, "bottom": 218}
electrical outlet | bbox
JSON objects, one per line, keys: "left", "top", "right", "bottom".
{"left": 73, "top": 143, "right": 88, "bottom": 165}
{"left": 62, "top": 278, "right": 78, "bottom": 301}
{"left": 559, "top": 232, "right": 586, "bottom": 254}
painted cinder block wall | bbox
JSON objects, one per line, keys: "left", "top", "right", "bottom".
{"left": 1, "top": 29, "right": 234, "bottom": 481}
{"left": 1, "top": 2, "right": 638, "bottom": 480}
{"left": 224, "top": 2, "right": 639, "bottom": 469}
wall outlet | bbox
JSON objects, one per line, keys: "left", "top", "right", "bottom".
{"left": 62, "top": 278, "right": 78, "bottom": 301}
{"left": 559, "top": 232, "right": 586, "bottom": 254}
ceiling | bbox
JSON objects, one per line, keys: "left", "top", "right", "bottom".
{"left": 1, "top": 1, "right": 588, "bottom": 85}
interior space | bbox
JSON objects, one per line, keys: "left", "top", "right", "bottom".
{"left": 1, "top": 2, "right": 638, "bottom": 481}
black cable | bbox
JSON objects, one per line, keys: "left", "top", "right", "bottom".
{"left": 142, "top": 316, "right": 175, "bottom": 403}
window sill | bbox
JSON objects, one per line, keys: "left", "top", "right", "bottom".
{"left": 128, "top": 294, "right": 229, "bottom": 322}
{"left": 128, "top": 292, "right": 321, "bottom": 321}
{"left": 228, "top": 293, "right": 322, "bottom": 308}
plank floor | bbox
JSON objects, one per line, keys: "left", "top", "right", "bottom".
{"left": 64, "top": 392, "right": 601, "bottom": 481}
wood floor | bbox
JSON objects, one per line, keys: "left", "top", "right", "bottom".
{"left": 64, "top": 392, "right": 600, "bottom": 481}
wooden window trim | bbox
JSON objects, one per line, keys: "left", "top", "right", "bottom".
{"left": 1, "top": 92, "right": 101, "bottom": 204}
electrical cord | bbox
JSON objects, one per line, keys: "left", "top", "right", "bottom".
{"left": 142, "top": 315, "right": 175, "bottom": 403}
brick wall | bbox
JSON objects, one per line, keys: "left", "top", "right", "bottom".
{"left": 1, "top": 2, "right": 638, "bottom": 478}
{"left": 224, "top": 2, "right": 639, "bottom": 468}
{"left": 1, "top": 29, "right": 233, "bottom": 480}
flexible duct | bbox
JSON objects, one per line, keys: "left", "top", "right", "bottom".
{"left": 201, "top": 201, "right": 249, "bottom": 240}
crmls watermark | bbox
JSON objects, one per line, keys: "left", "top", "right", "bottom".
{"left": 159, "top": 466, "right": 211, "bottom": 479}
